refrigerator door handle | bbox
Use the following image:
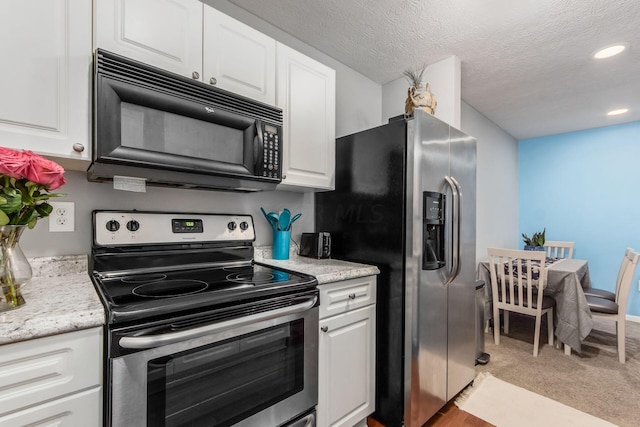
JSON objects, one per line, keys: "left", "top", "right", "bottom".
{"left": 451, "top": 176, "right": 463, "bottom": 281}
{"left": 444, "top": 176, "right": 460, "bottom": 285}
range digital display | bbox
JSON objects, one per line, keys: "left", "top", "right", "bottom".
{"left": 172, "top": 219, "right": 204, "bottom": 233}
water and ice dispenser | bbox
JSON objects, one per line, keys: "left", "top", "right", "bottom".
{"left": 422, "top": 191, "right": 445, "bottom": 270}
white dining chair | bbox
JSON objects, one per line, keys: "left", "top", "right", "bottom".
{"left": 544, "top": 241, "right": 575, "bottom": 259}
{"left": 583, "top": 248, "right": 632, "bottom": 301}
{"left": 585, "top": 249, "right": 639, "bottom": 363}
{"left": 487, "top": 248, "right": 555, "bottom": 357}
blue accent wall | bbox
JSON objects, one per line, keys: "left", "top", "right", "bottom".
{"left": 519, "top": 121, "right": 640, "bottom": 317}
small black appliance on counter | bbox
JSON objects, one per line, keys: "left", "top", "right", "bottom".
{"left": 299, "top": 232, "right": 331, "bottom": 259}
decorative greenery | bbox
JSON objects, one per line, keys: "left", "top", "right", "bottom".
{"left": 403, "top": 65, "right": 426, "bottom": 88}
{"left": 522, "top": 228, "right": 546, "bottom": 247}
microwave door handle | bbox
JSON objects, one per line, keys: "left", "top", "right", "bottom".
{"left": 255, "top": 120, "right": 264, "bottom": 167}
{"left": 119, "top": 296, "right": 318, "bottom": 350}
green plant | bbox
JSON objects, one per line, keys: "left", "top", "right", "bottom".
{"left": 522, "top": 228, "right": 546, "bottom": 247}
{"left": 403, "top": 65, "right": 426, "bottom": 88}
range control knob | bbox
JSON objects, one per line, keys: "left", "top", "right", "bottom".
{"left": 106, "top": 220, "right": 120, "bottom": 232}
{"left": 227, "top": 221, "right": 237, "bottom": 231}
{"left": 126, "top": 220, "right": 140, "bottom": 232}
{"left": 239, "top": 221, "right": 249, "bottom": 231}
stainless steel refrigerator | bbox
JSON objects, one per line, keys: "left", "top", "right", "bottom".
{"left": 315, "top": 110, "right": 476, "bottom": 427}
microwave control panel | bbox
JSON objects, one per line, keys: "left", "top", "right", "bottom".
{"left": 259, "top": 124, "right": 281, "bottom": 179}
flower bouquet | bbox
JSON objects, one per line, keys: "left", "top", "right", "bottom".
{"left": 0, "top": 147, "right": 66, "bottom": 310}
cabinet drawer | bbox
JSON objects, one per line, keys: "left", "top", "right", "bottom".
{"left": 0, "top": 386, "right": 101, "bottom": 427}
{"left": 319, "top": 276, "right": 376, "bottom": 320}
{"left": 0, "top": 327, "right": 102, "bottom": 416}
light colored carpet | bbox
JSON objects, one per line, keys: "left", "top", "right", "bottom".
{"left": 456, "top": 372, "right": 617, "bottom": 427}
{"left": 477, "top": 314, "right": 640, "bottom": 427}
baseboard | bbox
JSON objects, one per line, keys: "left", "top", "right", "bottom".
{"left": 626, "top": 314, "right": 640, "bottom": 323}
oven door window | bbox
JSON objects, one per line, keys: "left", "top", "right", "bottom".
{"left": 147, "top": 320, "right": 304, "bottom": 427}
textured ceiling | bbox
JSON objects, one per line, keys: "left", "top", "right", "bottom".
{"left": 228, "top": 0, "right": 640, "bottom": 139}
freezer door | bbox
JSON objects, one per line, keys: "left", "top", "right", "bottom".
{"left": 447, "top": 126, "right": 477, "bottom": 400}
{"left": 404, "top": 111, "right": 451, "bottom": 427}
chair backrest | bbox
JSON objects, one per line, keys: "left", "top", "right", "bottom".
{"left": 544, "top": 241, "right": 575, "bottom": 259}
{"left": 615, "top": 248, "right": 633, "bottom": 295}
{"left": 487, "top": 248, "right": 548, "bottom": 315}
{"left": 616, "top": 249, "right": 639, "bottom": 312}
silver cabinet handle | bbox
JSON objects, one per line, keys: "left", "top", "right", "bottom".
{"left": 321, "top": 326, "right": 328, "bottom": 332}
{"left": 120, "top": 296, "right": 317, "bottom": 349}
{"left": 192, "top": 71, "right": 200, "bottom": 80}
{"left": 72, "top": 143, "right": 84, "bottom": 153}
{"left": 348, "top": 293, "right": 356, "bottom": 300}
{"left": 210, "top": 76, "right": 217, "bottom": 85}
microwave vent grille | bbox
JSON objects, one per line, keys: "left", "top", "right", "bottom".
{"left": 96, "top": 49, "right": 282, "bottom": 125}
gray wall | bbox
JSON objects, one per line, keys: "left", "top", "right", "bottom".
{"left": 20, "top": 0, "right": 382, "bottom": 258}
{"left": 460, "top": 101, "right": 519, "bottom": 263}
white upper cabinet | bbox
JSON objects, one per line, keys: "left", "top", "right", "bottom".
{"left": 0, "top": 0, "right": 92, "bottom": 168}
{"left": 203, "top": 7, "right": 276, "bottom": 105}
{"left": 93, "top": 2, "right": 336, "bottom": 190}
{"left": 276, "top": 43, "right": 336, "bottom": 191}
{"left": 94, "top": 0, "right": 203, "bottom": 80}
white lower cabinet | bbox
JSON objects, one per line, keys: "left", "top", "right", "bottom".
{"left": 318, "top": 276, "right": 376, "bottom": 427}
{"left": 0, "top": 327, "right": 103, "bottom": 426}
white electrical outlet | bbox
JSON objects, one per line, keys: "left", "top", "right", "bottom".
{"left": 49, "top": 201, "right": 75, "bottom": 232}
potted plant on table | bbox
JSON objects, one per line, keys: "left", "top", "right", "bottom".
{"left": 522, "top": 228, "right": 546, "bottom": 251}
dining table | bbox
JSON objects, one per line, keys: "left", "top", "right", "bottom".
{"left": 477, "top": 257, "right": 593, "bottom": 353}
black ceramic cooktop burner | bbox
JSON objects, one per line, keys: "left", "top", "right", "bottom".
{"left": 132, "top": 279, "right": 209, "bottom": 298}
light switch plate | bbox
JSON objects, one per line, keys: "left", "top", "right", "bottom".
{"left": 49, "top": 201, "right": 75, "bottom": 232}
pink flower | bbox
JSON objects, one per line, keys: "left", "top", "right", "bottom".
{"left": 21, "top": 151, "right": 66, "bottom": 190}
{"left": 0, "top": 148, "right": 66, "bottom": 190}
{"left": 0, "top": 147, "right": 29, "bottom": 179}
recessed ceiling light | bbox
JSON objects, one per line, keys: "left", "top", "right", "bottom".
{"left": 593, "top": 43, "right": 629, "bottom": 59}
{"left": 607, "top": 108, "right": 629, "bottom": 116}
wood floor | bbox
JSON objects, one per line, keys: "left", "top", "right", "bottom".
{"left": 366, "top": 399, "right": 494, "bottom": 427}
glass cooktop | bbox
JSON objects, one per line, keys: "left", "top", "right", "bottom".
{"left": 91, "top": 263, "right": 317, "bottom": 324}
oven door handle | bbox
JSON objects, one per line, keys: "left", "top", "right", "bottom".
{"left": 119, "top": 296, "right": 318, "bottom": 349}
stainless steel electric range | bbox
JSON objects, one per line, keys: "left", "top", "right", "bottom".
{"left": 90, "top": 210, "right": 318, "bottom": 427}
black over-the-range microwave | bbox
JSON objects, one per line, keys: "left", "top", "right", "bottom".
{"left": 88, "top": 49, "right": 283, "bottom": 192}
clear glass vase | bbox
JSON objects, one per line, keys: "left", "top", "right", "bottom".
{"left": 0, "top": 225, "right": 32, "bottom": 311}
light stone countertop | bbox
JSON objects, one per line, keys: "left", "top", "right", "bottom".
{"left": 0, "top": 255, "right": 105, "bottom": 345}
{"left": 254, "top": 247, "right": 380, "bottom": 284}
{"left": 0, "top": 249, "right": 377, "bottom": 345}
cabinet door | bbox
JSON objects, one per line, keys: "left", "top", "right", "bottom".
{"left": 0, "top": 0, "right": 91, "bottom": 168}
{"left": 0, "top": 327, "right": 103, "bottom": 417}
{"left": 0, "top": 387, "right": 102, "bottom": 427}
{"left": 94, "top": 0, "right": 203, "bottom": 80}
{"left": 276, "top": 43, "right": 336, "bottom": 191}
{"left": 318, "top": 305, "right": 376, "bottom": 427}
{"left": 203, "top": 6, "right": 275, "bottom": 105}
